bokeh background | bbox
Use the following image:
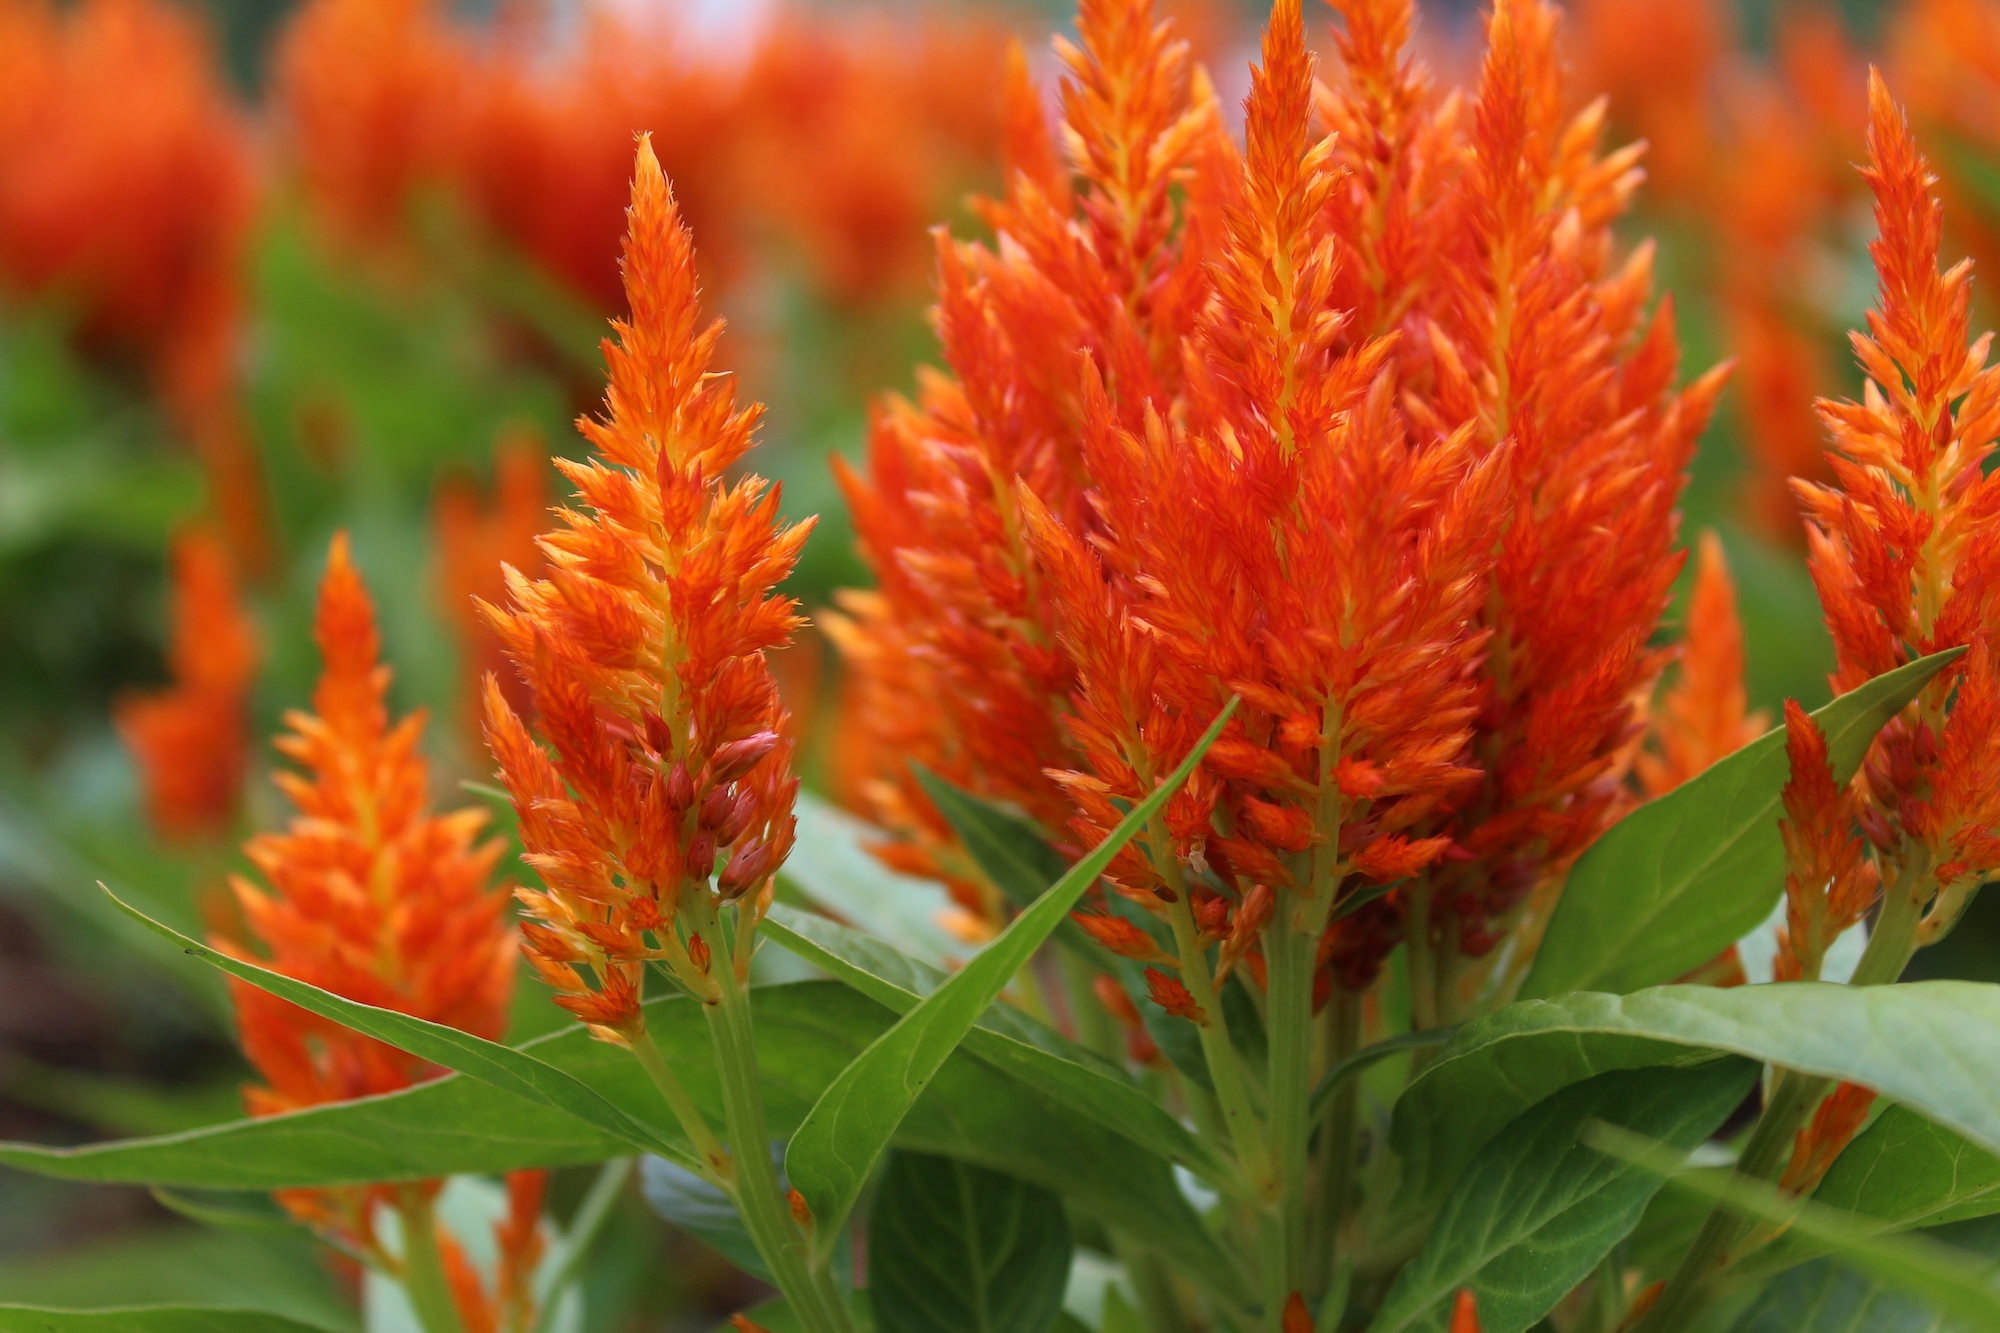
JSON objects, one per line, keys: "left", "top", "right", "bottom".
{"left": 4, "top": 0, "right": 2000, "bottom": 1326}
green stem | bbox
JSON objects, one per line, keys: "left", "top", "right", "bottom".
{"left": 705, "top": 911, "right": 856, "bottom": 1333}
{"left": 1059, "top": 947, "right": 1125, "bottom": 1062}
{"left": 395, "top": 1186, "right": 466, "bottom": 1333}
{"left": 1309, "top": 988, "right": 1363, "bottom": 1296}
{"left": 531, "top": 1158, "right": 633, "bottom": 1333}
{"left": 1638, "top": 1068, "right": 1827, "bottom": 1333}
{"left": 1850, "top": 850, "right": 1932, "bottom": 988}
{"left": 1265, "top": 919, "right": 1316, "bottom": 1311}
{"left": 629, "top": 1029, "right": 730, "bottom": 1183}
{"left": 1112, "top": 1230, "right": 1197, "bottom": 1333}
{"left": 1406, "top": 880, "right": 1441, "bottom": 1034}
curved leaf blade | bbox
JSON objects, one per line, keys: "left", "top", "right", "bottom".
{"left": 1381, "top": 981, "right": 2000, "bottom": 1244}
{"left": 1522, "top": 650, "right": 1961, "bottom": 999}
{"left": 101, "top": 886, "right": 691, "bottom": 1165}
{"left": 763, "top": 904, "right": 1231, "bottom": 1185}
{"left": 869, "top": 1151, "right": 1072, "bottom": 1333}
{"left": 784, "top": 700, "right": 1237, "bottom": 1255}
{"left": 0, "top": 1309, "right": 337, "bottom": 1333}
{"left": 1370, "top": 1060, "right": 1758, "bottom": 1333}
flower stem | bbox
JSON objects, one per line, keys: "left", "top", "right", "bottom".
{"left": 704, "top": 910, "right": 856, "bottom": 1333}
{"left": 395, "top": 1186, "right": 466, "bottom": 1333}
{"left": 1265, "top": 917, "right": 1316, "bottom": 1309}
{"left": 1309, "top": 987, "right": 1362, "bottom": 1295}
{"left": 629, "top": 1028, "right": 730, "bottom": 1183}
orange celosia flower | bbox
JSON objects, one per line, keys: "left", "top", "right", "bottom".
{"left": 1779, "top": 1080, "right": 1877, "bottom": 1197}
{"left": 435, "top": 429, "right": 551, "bottom": 725}
{"left": 1799, "top": 73, "right": 2000, "bottom": 937}
{"left": 482, "top": 135, "right": 810, "bottom": 1045}
{"left": 1566, "top": 0, "right": 1729, "bottom": 199}
{"left": 225, "top": 532, "right": 518, "bottom": 1277}
{"left": 115, "top": 528, "right": 259, "bottom": 841}
{"left": 1773, "top": 700, "right": 1878, "bottom": 982}
{"left": 1638, "top": 532, "right": 1769, "bottom": 797}
{"left": 0, "top": 0, "right": 268, "bottom": 570}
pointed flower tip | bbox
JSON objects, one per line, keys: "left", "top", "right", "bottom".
{"left": 1450, "top": 1289, "right": 1482, "bottom": 1333}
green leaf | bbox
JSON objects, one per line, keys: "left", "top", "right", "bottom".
{"left": 1308, "top": 1027, "right": 1459, "bottom": 1122}
{"left": 784, "top": 700, "right": 1237, "bottom": 1256}
{"left": 1724, "top": 1216, "right": 2000, "bottom": 1333}
{"left": 1741, "top": 1105, "right": 2000, "bottom": 1282}
{"left": 1522, "top": 650, "right": 1961, "bottom": 999}
{"left": 869, "top": 1151, "right": 1073, "bottom": 1333}
{"left": 1370, "top": 1060, "right": 1758, "bottom": 1333}
{"left": 0, "top": 1309, "right": 338, "bottom": 1333}
{"left": 99, "top": 885, "right": 692, "bottom": 1167}
{"left": 639, "top": 1154, "right": 772, "bottom": 1280}
{"left": 762, "top": 904, "right": 1232, "bottom": 1185}
{"left": 1379, "top": 980, "right": 2000, "bottom": 1247}
{"left": 782, "top": 792, "right": 965, "bottom": 966}
{"left": 0, "top": 984, "right": 1239, "bottom": 1302}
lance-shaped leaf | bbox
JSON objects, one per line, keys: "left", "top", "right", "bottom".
{"left": 784, "top": 700, "right": 1238, "bottom": 1259}
{"left": 1370, "top": 1060, "right": 1758, "bottom": 1333}
{"left": 763, "top": 903, "right": 1232, "bottom": 1186}
{"left": 1522, "top": 650, "right": 1961, "bottom": 999}
{"left": 0, "top": 1310, "right": 337, "bottom": 1333}
{"left": 1377, "top": 980, "right": 2000, "bottom": 1249}
{"left": 0, "top": 983, "right": 1239, "bottom": 1300}
{"left": 101, "top": 886, "right": 693, "bottom": 1168}
{"left": 869, "top": 1151, "right": 1073, "bottom": 1333}
{"left": 1740, "top": 1104, "right": 2000, "bottom": 1283}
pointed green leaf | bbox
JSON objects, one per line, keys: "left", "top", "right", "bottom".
{"left": 99, "top": 886, "right": 691, "bottom": 1167}
{"left": 1379, "top": 980, "right": 2000, "bottom": 1248}
{"left": 0, "top": 1309, "right": 337, "bottom": 1333}
{"left": 869, "top": 1151, "right": 1073, "bottom": 1333}
{"left": 1370, "top": 1060, "right": 1758, "bottom": 1333}
{"left": 762, "top": 903, "right": 1232, "bottom": 1185}
{"left": 783, "top": 700, "right": 1237, "bottom": 1255}
{"left": 1522, "top": 650, "right": 1961, "bottom": 999}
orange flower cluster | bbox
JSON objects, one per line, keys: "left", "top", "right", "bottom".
{"left": 1774, "top": 700, "right": 1877, "bottom": 982}
{"left": 1801, "top": 74, "right": 2000, "bottom": 937}
{"left": 0, "top": 0, "right": 269, "bottom": 568}
{"left": 274, "top": 0, "right": 1009, "bottom": 315}
{"left": 835, "top": 0, "right": 1724, "bottom": 999}
{"left": 226, "top": 533, "right": 517, "bottom": 1261}
{"left": 1778, "top": 1079, "right": 1877, "bottom": 1198}
{"left": 435, "top": 430, "right": 551, "bottom": 726}
{"left": 115, "top": 528, "right": 259, "bottom": 841}
{"left": 482, "top": 136, "right": 809, "bottom": 1045}
{"left": 1891, "top": 0, "right": 2000, "bottom": 281}
{"left": 1637, "top": 533, "right": 1768, "bottom": 798}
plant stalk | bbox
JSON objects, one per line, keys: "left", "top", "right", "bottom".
{"left": 395, "top": 1186, "right": 467, "bottom": 1333}
{"left": 629, "top": 1027, "right": 730, "bottom": 1183}
{"left": 1265, "top": 918, "right": 1317, "bottom": 1310}
{"left": 1309, "top": 987, "right": 1363, "bottom": 1296}
{"left": 703, "top": 907, "right": 856, "bottom": 1333}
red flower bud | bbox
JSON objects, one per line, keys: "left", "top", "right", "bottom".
{"left": 710, "top": 731, "right": 780, "bottom": 784}
{"left": 685, "top": 833, "right": 717, "bottom": 881}
{"left": 718, "top": 839, "right": 773, "bottom": 898}
{"left": 666, "top": 761, "right": 695, "bottom": 812}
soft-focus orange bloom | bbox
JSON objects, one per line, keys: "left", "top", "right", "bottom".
{"left": 115, "top": 529, "right": 259, "bottom": 841}
{"left": 1891, "top": 0, "right": 2000, "bottom": 279}
{"left": 1774, "top": 700, "right": 1878, "bottom": 982}
{"left": 1800, "top": 74, "right": 2000, "bottom": 918}
{"left": 226, "top": 532, "right": 514, "bottom": 1258}
{"left": 1450, "top": 1290, "right": 1482, "bottom": 1333}
{"left": 1638, "top": 533, "right": 1769, "bottom": 797}
{"left": 0, "top": 0, "right": 268, "bottom": 569}
{"left": 482, "top": 136, "right": 809, "bottom": 1045}
{"left": 1567, "top": 0, "right": 1729, "bottom": 198}
{"left": 1779, "top": 1080, "right": 1877, "bottom": 1197}
{"left": 435, "top": 430, "right": 550, "bottom": 724}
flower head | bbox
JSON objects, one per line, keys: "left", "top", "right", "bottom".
{"left": 225, "top": 532, "right": 515, "bottom": 1257}
{"left": 116, "top": 528, "right": 259, "bottom": 841}
{"left": 435, "top": 429, "right": 550, "bottom": 726}
{"left": 1773, "top": 700, "right": 1878, "bottom": 982}
{"left": 482, "top": 135, "right": 810, "bottom": 1045}
{"left": 1638, "top": 532, "right": 1769, "bottom": 797}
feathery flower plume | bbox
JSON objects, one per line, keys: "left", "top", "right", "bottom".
{"left": 116, "top": 529, "right": 258, "bottom": 842}
{"left": 1799, "top": 72, "right": 2000, "bottom": 951}
{"left": 435, "top": 430, "right": 550, "bottom": 725}
{"left": 1773, "top": 701, "right": 1877, "bottom": 982}
{"left": 224, "top": 533, "right": 523, "bottom": 1313}
{"left": 1412, "top": 0, "right": 1729, "bottom": 967}
{"left": 481, "top": 134, "right": 810, "bottom": 1047}
{"left": 1638, "top": 533, "right": 1768, "bottom": 797}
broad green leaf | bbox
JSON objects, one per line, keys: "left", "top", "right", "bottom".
{"left": 1371, "top": 1060, "right": 1758, "bottom": 1333}
{"left": 640, "top": 1154, "right": 772, "bottom": 1280}
{"left": 1725, "top": 1216, "right": 2000, "bottom": 1333}
{"left": 1741, "top": 1105, "right": 2000, "bottom": 1282}
{"left": 0, "top": 984, "right": 1238, "bottom": 1301}
{"left": 763, "top": 904, "right": 1231, "bottom": 1184}
{"left": 1522, "top": 651, "right": 1960, "bottom": 999}
{"left": 1380, "top": 981, "right": 2000, "bottom": 1247}
{"left": 101, "top": 886, "right": 691, "bottom": 1167}
{"left": 0, "top": 1309, "right": 337, "bottom": 1333}
{"left": 869, "top": 1151, "right": 1073, "bottom": 1333}
{"left": 784, "top": 701, "right": 1237, "bottom": 1257}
